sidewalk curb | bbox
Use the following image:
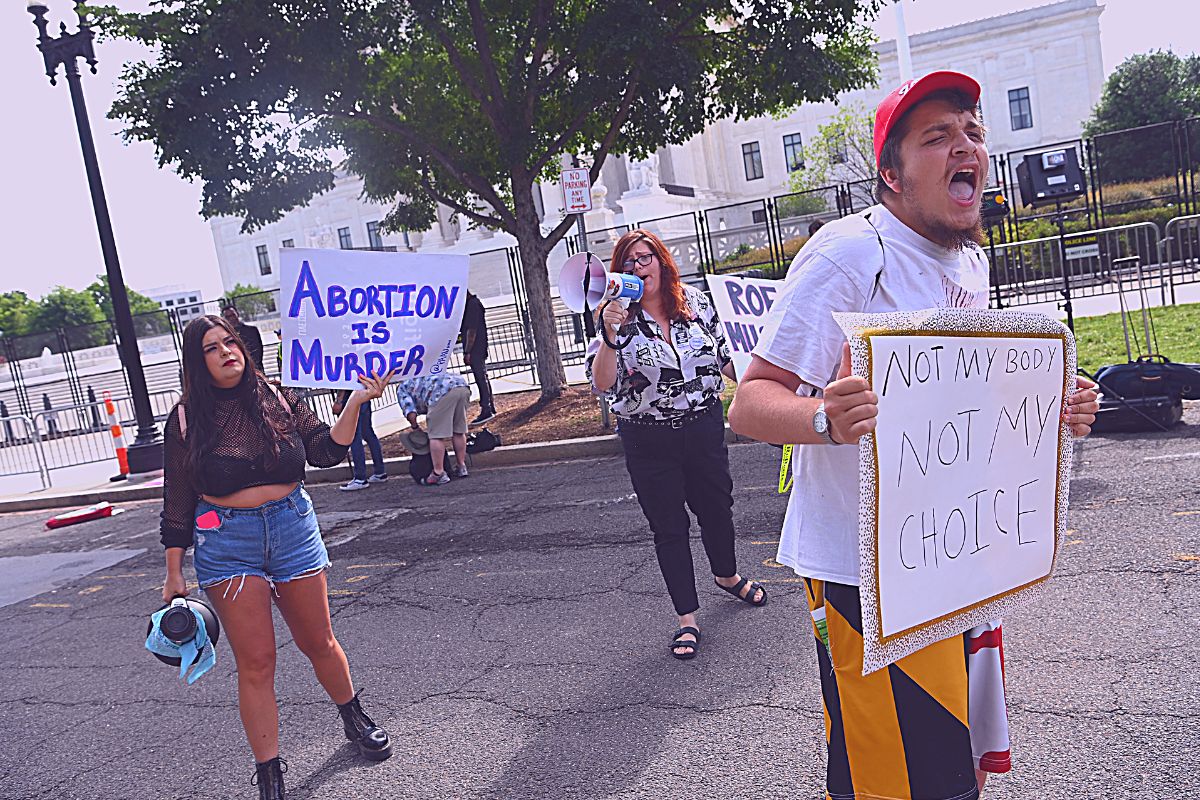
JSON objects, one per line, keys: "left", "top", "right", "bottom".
{"left": 0, "top": 426, "right": 754, "bottom": 515}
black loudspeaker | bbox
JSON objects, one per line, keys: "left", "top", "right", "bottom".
{"left": 1015, "top": 147, "right": 1087, "bottom": 208}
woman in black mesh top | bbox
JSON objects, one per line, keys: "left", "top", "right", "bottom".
{"left": 160, "top": 315, "right": 393, "bottom": 799}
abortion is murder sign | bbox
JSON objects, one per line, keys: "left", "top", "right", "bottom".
{"left": 835, "top": 307, "right": 1077, "bottom": 674}
{"left": 280, "top": 248, "right": 469, "bottom": 390}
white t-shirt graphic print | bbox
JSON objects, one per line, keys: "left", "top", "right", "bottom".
{"left": 752, "top": 204, "right": 990, "bottom": 585}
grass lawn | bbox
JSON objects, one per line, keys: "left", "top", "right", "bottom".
{"left": 1073, "top": 302, "right": 1200, "bottom": 373}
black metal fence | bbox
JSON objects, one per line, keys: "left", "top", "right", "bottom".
{"left": 4, "top": 117, "right": 1200, "bottom": 437}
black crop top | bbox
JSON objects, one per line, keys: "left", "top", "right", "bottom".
{"left": 159, "top": 383, "right": 349, "bottom": 549}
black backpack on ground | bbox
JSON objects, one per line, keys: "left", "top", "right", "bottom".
{"left": 467, "top": 428, "right": 501, "bottom": 454}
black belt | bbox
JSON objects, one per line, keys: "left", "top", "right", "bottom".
{"left": 619, "top": 401, "right": 719, "bottom": 429}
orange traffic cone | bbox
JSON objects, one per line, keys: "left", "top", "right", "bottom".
{"left": 103, "top": 391, "right": 129, "bottom": 481}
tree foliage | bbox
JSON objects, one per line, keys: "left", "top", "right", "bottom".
{"left": 1084, "top": 50, "right": 1200, "bottom": 184}
{"left": 83, "top": 276, "right": 174, "bottom": 338}
{"left": 99, "top": 0, "right": 884, "bottom": 398}
{"left": 86, "top": 276, "right": 162, "bottom": 320}
{"left": 26, "top": 287, "right": 108, "bottom": 349}
{"left": 223, "top": 283, "right": 278, "bottom": 320}
{"left": 0, "top": 292, "right": 35, "bottom": 339}
{"left": 782, "top": 102, "right": 876, "bottom": 215}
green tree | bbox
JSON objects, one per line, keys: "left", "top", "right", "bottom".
{"left": 784, "top": 103, "right": 876, "bottom": 213}
{"left": 86, "top": 276, "right": 163, "bottom": 319}
{"left": 99, "top": 0, "right": 883, "bottom": 399}
{"left": 0, "top": 291, "right": 36, "bottom": 338}
{"left": 28, "top": 287, "right": 109, "bottom": 349}
{"left": 222, "top": 283, "right": 278, "bottom": 320}
{"left": 84, "top": 276, "right": 173, "bottom": 337}
{"left": 1083, "top": 50, "right": 1200, "bottom": 183}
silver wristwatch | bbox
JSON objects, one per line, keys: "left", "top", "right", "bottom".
{"left": 813, "top": 403, "right": 840, "bottom": 445}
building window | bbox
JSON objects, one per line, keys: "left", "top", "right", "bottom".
{"left": 281, "top": 238, "right": 294, "bottom": 248}
{"left": 338, "top": 227, "right": 353, "bottom": 249}
{"left": 742, "top": 142, "right": 764, "bottom": 181}
{"left": 783, "top": 133, "right": 804, "bottom": 172}
{"left": 366, "top": 221, "right": 383, "bottom": 249}
{"left": 165, "top": 299, "right": 174, "bottom": 307}
{"left": 188, "top": 295, "right": 198, "bottom": 303}
{"left": 256, "top": 244, "right": 272, "bottom": 275}
{"left": 1008, "top": 87, "right": 1033, "bottom": 131}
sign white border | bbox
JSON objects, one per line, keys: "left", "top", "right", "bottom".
{"left": 835, "top": 307, "right": 1077, "bottom": 674}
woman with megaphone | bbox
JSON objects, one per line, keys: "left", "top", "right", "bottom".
{"left": 159, "top": 314, "right": 395, "bottom": 799}
{"left": 588, "top": 229, "right": 767, "bottom": 660}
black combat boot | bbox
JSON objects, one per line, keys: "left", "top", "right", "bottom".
{"left": 251, "top": 756, "right": 286, "bottom": 800}
{"left": 336, "top": 691, "right": 393, "bottom": 761}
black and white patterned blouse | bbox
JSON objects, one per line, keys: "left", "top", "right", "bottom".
{"left": 586, "top": 285, "right": 732, "bottom": 421}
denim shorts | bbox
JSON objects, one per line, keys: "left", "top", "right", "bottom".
{"left": 192, "top": 484, "right": 330, "bottom": 596}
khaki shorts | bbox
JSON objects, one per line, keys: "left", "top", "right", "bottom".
{"left": 426, "top": 385, "right": 470, "bottom": 439}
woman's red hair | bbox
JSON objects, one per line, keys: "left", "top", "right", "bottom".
{"left": 610, "top": 229, "right": 691, "bottom": 322}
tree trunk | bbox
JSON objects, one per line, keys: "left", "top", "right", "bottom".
{"left": 511, "top": 178, "right": 567, "bottom": 401}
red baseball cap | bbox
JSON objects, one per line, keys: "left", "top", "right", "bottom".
{"left": 873, "top": 71, "right": 981, "bottom": 165}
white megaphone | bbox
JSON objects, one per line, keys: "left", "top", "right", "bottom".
{"left": 557, "top": 252, "right": 644, "bottom": 313}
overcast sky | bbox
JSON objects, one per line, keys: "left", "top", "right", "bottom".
{"left": 0, "top": 0, "right": 1188, "bottom": 304}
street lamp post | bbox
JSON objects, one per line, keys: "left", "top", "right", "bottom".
{"left": 27, "top": 0, "right": 162, "bottom": 474}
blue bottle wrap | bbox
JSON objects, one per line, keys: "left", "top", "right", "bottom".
{"left": 145, "top": 601, "right": 217, "bottom": 684}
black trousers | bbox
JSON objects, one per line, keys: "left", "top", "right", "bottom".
{"left": 621, "top": 403, "right": 737, "bottom": 616}
{"left": 469, "top": 355, "right": 494, "bottom": 414}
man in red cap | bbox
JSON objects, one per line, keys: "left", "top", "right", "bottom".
{"left": 729, "top": 71, "right": 1099, "bottom": 799}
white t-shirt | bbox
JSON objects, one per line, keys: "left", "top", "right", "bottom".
{"left": 752, "top": 204, "right": 990, "bottom": 585}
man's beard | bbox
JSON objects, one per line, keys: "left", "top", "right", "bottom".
{"left": 918, "top": 211, "right": 984, "bottom": 251}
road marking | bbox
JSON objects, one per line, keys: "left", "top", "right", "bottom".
{"left": 1144, "top": 451, "right": 1200, "bottom": 462}
{"left": 1175, "top": 554, "right": 1200, "bottom": 562}
{"left": 345, "top": 575, "right": 370, "bottom": 584}
{"left": 757, "top": 577, "right": 806, "bottom": 585}
{"left": 347, "top": 562, "right": 407, "bottom": 569}
{"left": 327, "top": 589, "right": 363, "bottom": 596}
{"left": 324, "top": 533, "right": 358, "bottom": 548}
{"left": 751, "top": 540, "right": 780, "bottom": 546}
{"left": 762, "top": 557, "right": 785, "bottom": 568}
{"left": 98, "top": 573, "right": 148, "bottom": 580}
{"left": 1173, "top": 511, "right": 1200, "bottom": 517}
{"left": 78, "top": 586, "right": 104, "bottom": 594}
{"left": 29, "top": 603, "right": 70, "bottom": 608}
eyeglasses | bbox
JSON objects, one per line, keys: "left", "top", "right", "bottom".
{"left": 621, "top": 253, "right": 656, "bottom": 270}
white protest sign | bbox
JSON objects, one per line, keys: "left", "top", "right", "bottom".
{"left": 704, "top": 274, "right": 781, "bottom": 379}
{"left": 280, "top": 248, "right": 469, "bottom": 390}
{"left": 835, "top": 307, "right": 1076, "bottom": 674}
{"left": 560, "top": 168, "right": 593, "bottom": 214}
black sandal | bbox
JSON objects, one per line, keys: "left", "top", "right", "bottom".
{"left": 716, "top": 577, "right": 768, "bottom": 607}
{"left": 670, "top": 626, "right": 700, "bottom": 660}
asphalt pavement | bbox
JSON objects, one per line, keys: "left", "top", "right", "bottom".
{"left": 0, "top": 413, "right": 1198, "bottom": 799}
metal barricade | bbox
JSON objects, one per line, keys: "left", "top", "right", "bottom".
{"left": 1164, "top": 215, "right": 1200, "bottom": 300}
{"left": 28, "top": 390, "right": 179, "bottom": 482}
{"left": 0, "top": 414, "right": 49, "bottom": 488}
{"left": 988, "top": 221, "right": 1161, "bottom": 308}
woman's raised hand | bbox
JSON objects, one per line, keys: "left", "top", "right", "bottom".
{"left": 349, "top": 370, "right": 395, "bottom": 408}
